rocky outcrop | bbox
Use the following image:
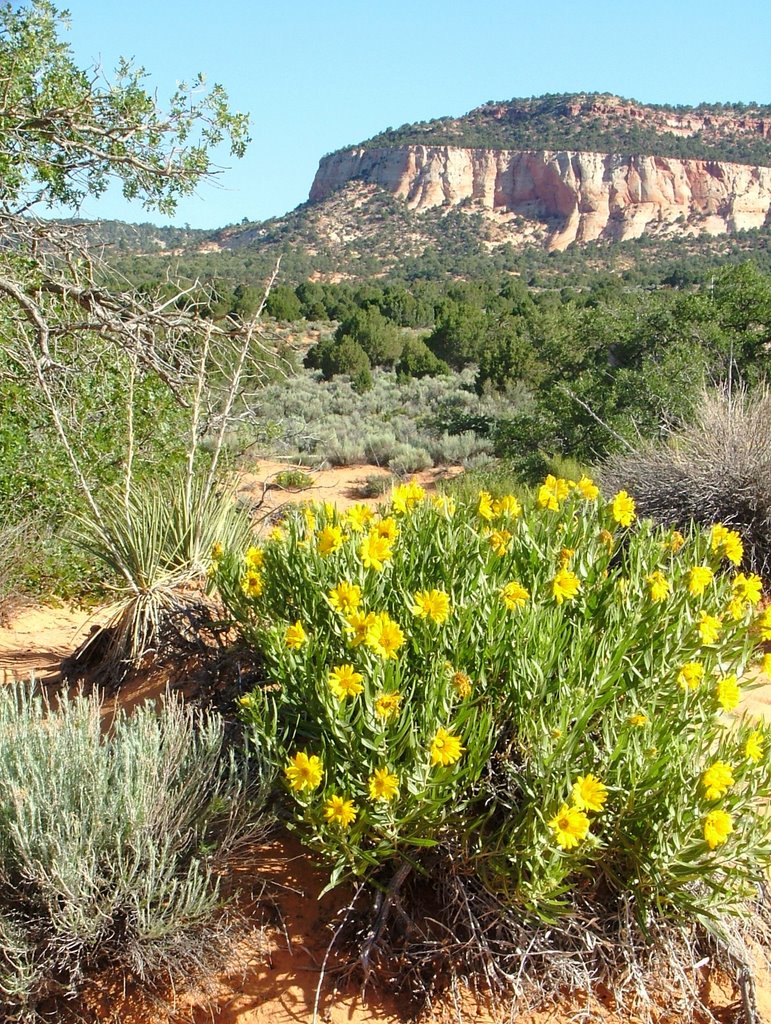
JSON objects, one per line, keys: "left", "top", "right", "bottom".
{"left": 310, "top": 147, "right": 771, "bottom": 250}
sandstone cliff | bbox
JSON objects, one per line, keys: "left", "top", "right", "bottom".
{"left": 309, "top": 147, "right": 771, "bottom": 251}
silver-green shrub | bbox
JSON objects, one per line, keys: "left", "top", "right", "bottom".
{"left": 0, "top": 684, "right": 270, "bottom": 1020}
{"left": 241, "top": 367, "right": 511, "bottom": 470}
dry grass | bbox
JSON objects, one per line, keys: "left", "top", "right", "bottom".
{"left": 332, "top": 852, "right": 770, "bottom": 1023}
{"left": 600, "top": 387, "right": 771, "bottom": 576}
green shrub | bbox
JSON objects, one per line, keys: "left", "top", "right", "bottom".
{"left": 387, "top": 443, "right": 433, "bottom": 476}
{"left": 334, "top": 307, "right": 403, "bottom": 367}
{"left": 600, "top": 387, "right": 771, "bottom": 575}
{"left": 356, "top": 474, "right": 395, "bottom": 498}
{"left": 215, "top": 478, "right": 771, "bottom": 940}
{"left": 0, "top": 684, "right": 270, "bottom": 1020}
{"left": 396, "top": 336, "right": 449, "bottom": 379}
{"left": 272, "top": 467, "right": 316, "bottom": 490}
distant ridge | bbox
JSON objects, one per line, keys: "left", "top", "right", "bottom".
{"left": 337, "top": 93, "right": 771, "bottom": 167}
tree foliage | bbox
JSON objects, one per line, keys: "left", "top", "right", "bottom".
{"left": 0, "top": 0, "right": 264, "bottom": 595}
{"left": 0, "top": 0, "right": 249, "bottom": 215}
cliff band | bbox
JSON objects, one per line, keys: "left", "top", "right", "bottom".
{"left": 310, "top": 147, "right": 771, "bottom": 250}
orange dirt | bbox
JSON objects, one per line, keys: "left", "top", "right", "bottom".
{"left": 235, "top": 459, "right": 463, "bottom": 523}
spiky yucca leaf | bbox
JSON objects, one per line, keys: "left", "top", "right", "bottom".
{"left": 73, "top": 470, "right": 252, "bottom": 674}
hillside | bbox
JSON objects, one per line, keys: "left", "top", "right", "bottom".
{"left": 92, "top": 93, "right": 771, "bottom": 285}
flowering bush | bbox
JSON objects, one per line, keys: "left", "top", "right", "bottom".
{"left": 215, "top": 477, "right": 771, "bottom": 926}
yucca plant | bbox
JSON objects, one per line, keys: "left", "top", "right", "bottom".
{"left": 71, "top": 468, "right": 252, "bottom": 678}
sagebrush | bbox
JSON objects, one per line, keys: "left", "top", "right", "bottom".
{"left": 0, "top": 684, "right": 271, "bottom": 1020}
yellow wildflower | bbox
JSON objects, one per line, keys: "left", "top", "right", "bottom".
{"left": 432, "top": 494, "right": 456, "bottom": 516}
{"left": 452, "top": 671, "right": 472, "bottom": 698}
{"left": 611, "top": 491, "right": 636, "bottom": 527}
{"left": 328, "top": 664, "right": 364, "bottom": 700}
{"left": 303, "top": 507, "right": 316, "bottom": 533}
{"left": 598, "top": 528, "right": 614, "bottom": 553}
{"left": 430, "top": 727, "right": 465, "bottom": 766}
{"left": 678, "top": 661, "right": 704, "bottom": 690}
{"left": 667, "top": 530, "right": 685, "bottom": 553}
{"left": 537, "top": 474, "right": 570, "bottom": 511}
{"left": 560, "top": 547, "right": 575, "bottom": 566}
{"left": 702, "top": 761, "right": 734, "bottom": 801}
{"left": 548, "top": 803, "right": 590, "bottom": 850}
{"left": 323, "top": 795, "right": 357, "bottom": 828}
{"left": 240, "top": 569, "right": 263, "bottom": 598}
{"left": 710, "top": 523, "right": 729, "bottom": 551}
{"left": 489, "top": 529, "right": 513, "bottom": 556}
{"left": 359, "top": 531, "right": 394, "bottom": 571}
{"left": 745, "top": 730, "right": 765, "bottom": 763}
{"left": 285, "top": 752, "right": 323, "bottom": 792}
{"left": 537, "top": 483, "right": 559, "bottom": 511}
{"left": 391, "top": 481, "right": 426, "bottom": 514}
{"left": 478, "top": 490, "right": 495, "bottom": 521}
{"left": 374, "top": 691, "right": 401, "bottom": 719}
{"left": 687, "top": 565, "right": 714, "bottom": 597}
{"left": 317, "top": 524, "right": 344, "bottom": 556}
{"left": 577, "top": 476, "right": 599, "bottom": 500}
{"left": 368, "top": 767, "right": 399, "bottom": 802}
{"left": 698, "top": 611, "right": 722, "bottom": 646}
{"left": 732, "top": 572, "right": 762, "bottom": 605}
{"left": 704, "top": 809, "right": 733, "bottom": 850}
{"left": 570, "top": 774, "right": 608, "bottom": 813}
{"left": 610, "top": 491, "right": 634, "bottom": 528}
{"left": 629, "top": 713, "right": 649, "bottom": 727}
{"left": 552, "top": 568, "right": 581, "bottom": 605}
{"left": 711, "top": 524, "right": 743, "bottom": 565}
{"left": 726, "top": 595, "right": 748, "bottom": 621}
{"left": 365, "top": 612, "right": 405, "bottom": 659}
{"left": 245, "top": 545, "right": 265, "bottom": 569}
{"left": 410, "top": 589, "right": 451, "bottom": 624}
{"left": 501, "top": 580, "right": 530, "bottom": 610}
{"left": 345, "top": 610, "right": 377, "bottom": 647}
{"left": 284, "top": 620, "right": 307, "bottom": 650}
{"left": 716, "top": 675, "right": 740, "bottom": 711}
{"left": 763, "top": 653, "right": 771, "bottom": 678}
{"left": 374, "top": 517, "right": 399, "bottom": 542}
{"left": 328, "top": 580, "right": 362, "bottom": 616}
{"left": 344, "top": 503, "right": 375, "bottom": 532}
{"left": 492, "top": 494, "right": 522, "bottom": 518}
{"left": 647, "top": 571, "right": 670, "bottom": 603}
{"left": 269, "top": 525, "right": 286, "bottom": 542}
{"left": 722, "top": 531, "right": 744, "bottom": 566}
{"left": 211, "top": 541, "right": 224, "bottom": 562}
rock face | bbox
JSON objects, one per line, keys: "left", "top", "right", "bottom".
{"left": 309, "top": 147, "right": 771, "bottom": 250}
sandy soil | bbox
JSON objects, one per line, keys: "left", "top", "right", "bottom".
{"left": 1, "top": 463, "right": 770, "bottom": 1022}
{"left": 235, "top": 458, "right": 463, "bottom": 525}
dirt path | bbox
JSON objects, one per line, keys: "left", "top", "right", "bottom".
{"left": 235, "top": 459, "right": 462, "bottom": 523}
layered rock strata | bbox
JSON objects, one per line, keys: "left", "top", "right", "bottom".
{"left": 310, "top": 147, "right": 771, "bottom": 250}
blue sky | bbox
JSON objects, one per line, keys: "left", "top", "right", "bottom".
{"left": 54, "top": 0, "right": 771, "bottom": 229}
